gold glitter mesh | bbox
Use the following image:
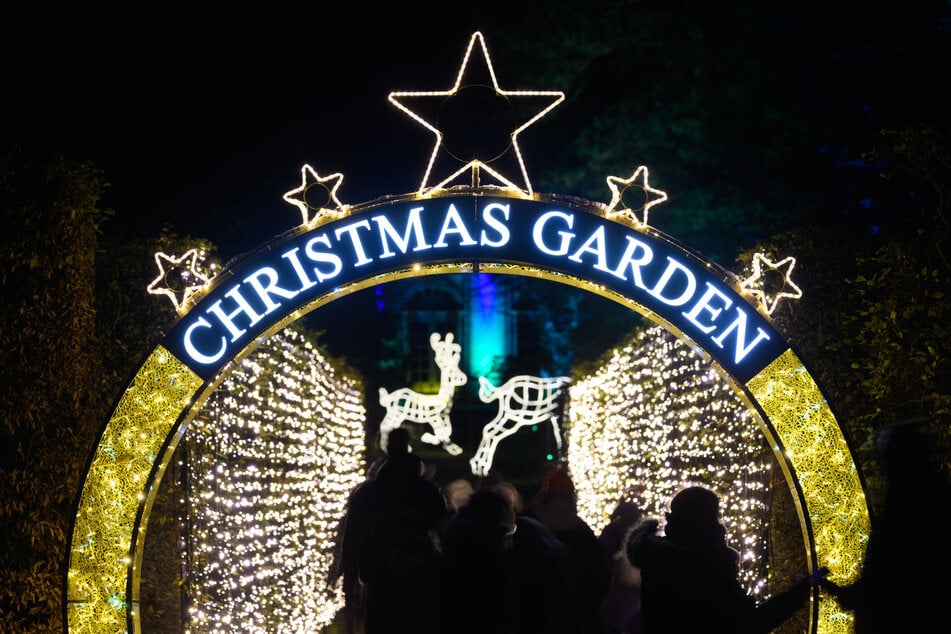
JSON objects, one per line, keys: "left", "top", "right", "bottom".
{"left": 747, "top": 348, "right": 870, "bottom": 634}
{"left": 67, "top": 347, "right": 203, "bottom": 633}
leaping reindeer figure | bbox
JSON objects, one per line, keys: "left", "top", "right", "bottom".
{"left": 379, "top": 332, "right": 467, "bottom": 456}
{"left": 470, "top": 374, "right": 571, "bottom": 476}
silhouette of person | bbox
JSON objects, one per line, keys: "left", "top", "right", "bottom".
{"left": 438, "top": 487, "right": 519, "bottom": 633}
{"left": 503, "top": 479, "right": 575, "bottom": 634}
{"left": 597, "top": 499, "right": 644, "bottom": 634}
{"left": 818, "top": 420, "right": 951, "bottom": 633}
{"left": 367, "top": 425, "right": 412, "bottom": 479}
{"left": 334, "top": 428, "right": 410, "bottom": 619}
{"left": 530, "top": 465, "right": 611, "bottom": 633}
{"left": 494, "top": 479, "right": 526, "bottom": 515}
{"left": 336, "top": 426, "right": 449, "bottom": 633}
{"left": 627, "top": 485, "right": 812, "bottom": 634}
{"left": 439, "top": 480, "right": 575, "bottom": 633}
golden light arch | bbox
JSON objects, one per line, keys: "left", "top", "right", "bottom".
{"left": 66, "top": 188, "right": 869, "bottom": 634}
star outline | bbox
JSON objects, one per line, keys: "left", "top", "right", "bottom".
{"left": 388, "top": 31, "right": 564, "bottom": 197}
{"left": 146, "top": 249, "right": 212, "bottom": 312}
{"left": 739, "top": 252, "right": 803, "bottom": 315}
{"left": 282, "top": 165, "right": 349, "bottom": 227}
{"left": 604, "top": 166, "right": 669, "bottom": 226}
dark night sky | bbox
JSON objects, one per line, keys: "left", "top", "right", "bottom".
{"left": 4, "top": 2, "right": 949, "bottom": 259}
{"left": 3, "top": 4, "right": 527, "bottom": 256}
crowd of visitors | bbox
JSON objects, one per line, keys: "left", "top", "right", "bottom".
{"left": 330, "top": 420, "right": 949, "bottom": 633}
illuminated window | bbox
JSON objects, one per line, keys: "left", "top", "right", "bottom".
{"left": 399, "top": 284, "right": 464, "bottom": 389}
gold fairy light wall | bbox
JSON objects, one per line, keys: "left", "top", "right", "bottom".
{"left": 67, "top": 347, "right": 204, "bottom": 633}
{"left": 183, "top": 327, "right": 365, "bottom": 633}
{"left": 568, "top": 325, "right": 772, "bottom": 596}
{"left": 748, "top": 349, "right": 868, "bottom": 632}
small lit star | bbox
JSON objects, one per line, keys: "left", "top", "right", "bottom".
{"left": 282, "top": 165, "right": 349, "bottom": 227}
{"left": 389, "top": 31, "right": 564, "bottom": 197}
{"left": 739, "top": 253, "right": 803, "bottom": 315}
{"left": 604, "top": 166, "right": 669, "bottom": 226}
{"left": 147, "top": 249, "right": 211, "bottom": 312}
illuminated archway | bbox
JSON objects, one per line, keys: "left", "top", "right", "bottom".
{"left": 67, "top": 29, "right": 869, "bottom": 634}
{"left": 66, "top": 189, "right": 869, "bottom": 634}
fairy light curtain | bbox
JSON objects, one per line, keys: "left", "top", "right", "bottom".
{"left": 568, "top": 325, "right": 773, "bottom": 596}
{"left": 183, "top": 327, "right": 365, "bottom": 633}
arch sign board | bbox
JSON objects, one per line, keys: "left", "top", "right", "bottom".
{"left": 67, "top": 32, "right": 869, "bottom": 634}
{"left": 173, "top": 194, "right": 782, "bottom": 383}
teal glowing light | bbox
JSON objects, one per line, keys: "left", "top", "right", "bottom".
{"left": 467, "top": 273, "right": 507, "bottom": 380}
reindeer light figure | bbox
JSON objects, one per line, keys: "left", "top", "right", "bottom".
{"left": 469, "top": 374, "right": 571, "bottom": 476}
{"left": 378, "top": 332, "right": 467, "bottom": 456}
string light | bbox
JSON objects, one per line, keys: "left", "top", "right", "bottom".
{"left": 67, "top": 348, "right": 204, "bottom": 632}
{"left": 184, "top": 326, "right": 366, "bottom": 633}
{"left": 567, "top": 325, "right": 772, "bottom": 597}
{"left": 378, "top": 332, "right": 466, "bottom": 456}
{"left": 388, "top": 31, "right": 564, "bottom": 197}
{"left": 282, "top": 165, "right": 350, "bottom": 228}
{"left": 146, "top": 250, "right": 213, "bottom": 312}
{"left": 738, "top": 252, "right": 803, "bottom": 315}
{"left": 604, "top": 166, "right": 669, "bottom": 227}
{"left": 748, "top": 349, "right": 868, "bottom": 633}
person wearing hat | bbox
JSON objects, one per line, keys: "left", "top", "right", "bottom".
{"left": 626, "top": 485, "right": 812, "bottom": 633}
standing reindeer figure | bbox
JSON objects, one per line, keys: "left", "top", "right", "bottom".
{"left": 378, "top": 332, "right": 467, "bottom": 456}
{"left": 469, "top": 374, "right": 571, "bottom": 476}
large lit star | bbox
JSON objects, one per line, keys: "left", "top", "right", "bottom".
{"left": 739, "top": 252, "right": 803, "bottom": 315}
{"left": 604, "top": 166, "right": 668, "bottom": 226}
{"left": 147, "top": 249, "right": 212, "bottom": 312}
{"left": 388, "top": 31, "right": 564, "bottom": 197}
{"left": 282, "top": 165, "right": 349, "bottom": 227}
